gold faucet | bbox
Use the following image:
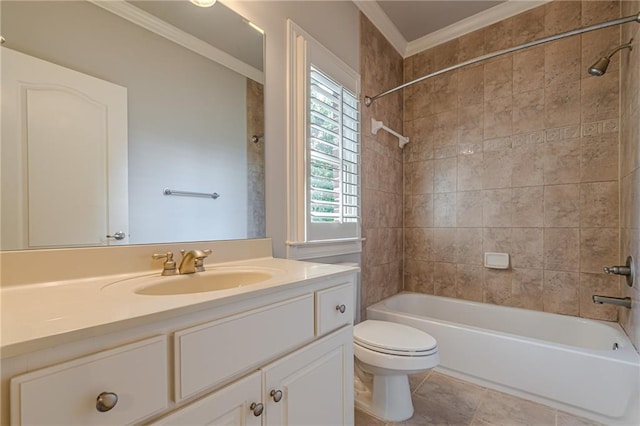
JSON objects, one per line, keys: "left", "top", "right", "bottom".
{"left": 178, "top": 249, "right": 212, "bottom": 274}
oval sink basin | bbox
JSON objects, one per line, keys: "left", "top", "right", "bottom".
{"left": 135, "top": 271, "right": 273, "bottom": 296}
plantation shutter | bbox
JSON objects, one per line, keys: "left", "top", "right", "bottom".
{"left": 307, "top": 65, "right": 359, "bottom": 240}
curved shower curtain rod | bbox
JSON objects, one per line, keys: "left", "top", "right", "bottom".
{"left": 364, "top": 11, "right": 640, "bottom": 107}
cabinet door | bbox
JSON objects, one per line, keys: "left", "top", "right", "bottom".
{"left": 263, "top": 326, "right": 353, "bottom": 426}
{"left": 150, "top": 372, "right": 262, "bottom": 426}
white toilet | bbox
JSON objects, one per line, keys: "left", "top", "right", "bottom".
{"left": 353, "top": 319, "right": 439, "bottom": 422}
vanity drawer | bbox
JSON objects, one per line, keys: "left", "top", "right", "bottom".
{"left": 316, "top": 282, "right": 353, "bottom": 336}
{"left": 10, "top": 336, "right": 167, "bottom": 426}
{"left": 175, "top": 294, "right": 314, "bottom": 401}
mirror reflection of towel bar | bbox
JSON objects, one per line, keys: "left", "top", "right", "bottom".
{"left": 163, "top": 189, "right": 220, "bottom": 199}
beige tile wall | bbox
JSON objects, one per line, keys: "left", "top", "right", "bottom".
{"left": 360, "top": 14, "right": 405, "bottom": 321}
{"left": 402, "top": 0, "right": 623, "bottom": 320}
{"left": 619, "top": 0, "right": 640, "bottom": 348}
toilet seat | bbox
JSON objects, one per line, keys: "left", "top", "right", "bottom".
{"left": 354, "top": 320, "right": 437, "bottom": 357}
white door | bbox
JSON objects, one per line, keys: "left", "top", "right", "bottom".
{"left": 150, "top": 371, "right": 263, "bottom": 426}
{"left": 1, "top": 47, "right": 128, "bottom": 249}
{"left": 263, "top": 327, "right": 354, "bottom": 426}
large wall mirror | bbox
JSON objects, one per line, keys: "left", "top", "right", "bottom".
{"left": 1, "top": 0, "right": 265, "bottom": 250}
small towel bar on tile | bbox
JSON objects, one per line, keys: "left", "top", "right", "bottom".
{"left": 163, "top": 189, "right": 220, "bottom": 199}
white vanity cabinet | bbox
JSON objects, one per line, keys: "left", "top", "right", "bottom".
{"left": 154, "top": 327, "right": 352, "bottom": 426}
{"left": 6, "top": 273, "right": 356, "bottom": 426}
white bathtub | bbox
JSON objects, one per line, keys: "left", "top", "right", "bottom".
{"left": 367, "top": 292, "right": 640, "bottom": 425}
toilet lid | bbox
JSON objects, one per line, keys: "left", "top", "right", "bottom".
{"left": 354, "top": 320, "right": 437, "bottom": 354}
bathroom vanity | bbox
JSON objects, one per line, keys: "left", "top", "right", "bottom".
{"left": 0, "top": 243, "right": 356, "bottom": 425}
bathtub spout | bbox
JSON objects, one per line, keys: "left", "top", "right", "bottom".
{"left": 592, "top": 295, "right": 632, "bottom": 308}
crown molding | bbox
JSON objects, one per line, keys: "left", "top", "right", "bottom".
{"left": 405, "top": 0, "right": 552, "bottom": 58}
{"left": 88, "top": 0, "right": 264, "bottom": 84}
{"left": 352, "top": 0, "right": 407, "bottom": 57}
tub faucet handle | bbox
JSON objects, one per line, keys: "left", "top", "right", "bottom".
{"left": 603, "top": 256, "right": 635, "bottom": 287}
{"left": 603, "top": 265, "right": 631, "bottom": 275}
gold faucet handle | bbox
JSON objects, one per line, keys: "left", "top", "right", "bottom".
{"left": 195, "top": 249, "right": 212, "bottom": 272}
{"left": 152, "top": 251, "right": 174, "bottom": 261}
{"left": 152, "top": 252, "right": 177, "bottom": 276}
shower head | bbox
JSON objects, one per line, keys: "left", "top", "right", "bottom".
{"left": 588, "top": 57, "right": 611, "bottom": 76}
{"left": 588, "top": 38, "right": 634, "bottom": 76}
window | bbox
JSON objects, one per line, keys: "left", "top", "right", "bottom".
{"left": 286, "top": 21, "right": 362, "bottom": 259}
{"left": 308, "top": 67, "right": 359, "bottom": 227}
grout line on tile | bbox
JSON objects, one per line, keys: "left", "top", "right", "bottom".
{"left": 411, "top": 370, "right": 433, "bottom": 395}
{"left": 469, "top": 387, "right": 488, "bottom": 426}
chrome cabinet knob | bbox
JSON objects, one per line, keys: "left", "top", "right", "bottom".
{"left": 106, "top": 231, "right": 126, "bottom": 240}
{"left": 336, "top": 304, "right": 346, "bottom": 314}
{"left": 250, "top": 402, "right": 264, "bottom": 416}
{"left": 270, "top": 389, "right": 283, "bottom": 402}
{"left": 96, "top": 391, "right": 118, "bottom": 412}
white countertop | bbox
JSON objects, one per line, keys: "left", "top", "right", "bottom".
{"left": 1, "top": 257, "right": 358, "bottom": 359}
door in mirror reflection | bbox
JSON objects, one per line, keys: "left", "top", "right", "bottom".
{"left": 1, "top": 47, "right": 129, "bottom": 249}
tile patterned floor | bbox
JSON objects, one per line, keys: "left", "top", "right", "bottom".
{"left": 355, "top": 371, "right": 604, "bottom": 426}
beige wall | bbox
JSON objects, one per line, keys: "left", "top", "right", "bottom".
{"left": 619, "top": 0, "right": 640, "bottom": 348}
{"left": 359, "top": 14, "right": 404, "bottom": 320}
{"left": 402, "top": 0, "right": 623, "bottom": 321}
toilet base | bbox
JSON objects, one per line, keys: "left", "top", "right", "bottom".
{"left": 354, "top": 368, "right": 414, "bottom": 422}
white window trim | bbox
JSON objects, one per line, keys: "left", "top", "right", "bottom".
{"left": 285, "top": 20, "right": 362, "bottom": 260}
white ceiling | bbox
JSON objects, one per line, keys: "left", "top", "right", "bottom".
{"left": 356, "top": 0, "right": 550, "bottom": 57}
{"left": 377, "top": 1, "right": 503, "bottom": 42}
